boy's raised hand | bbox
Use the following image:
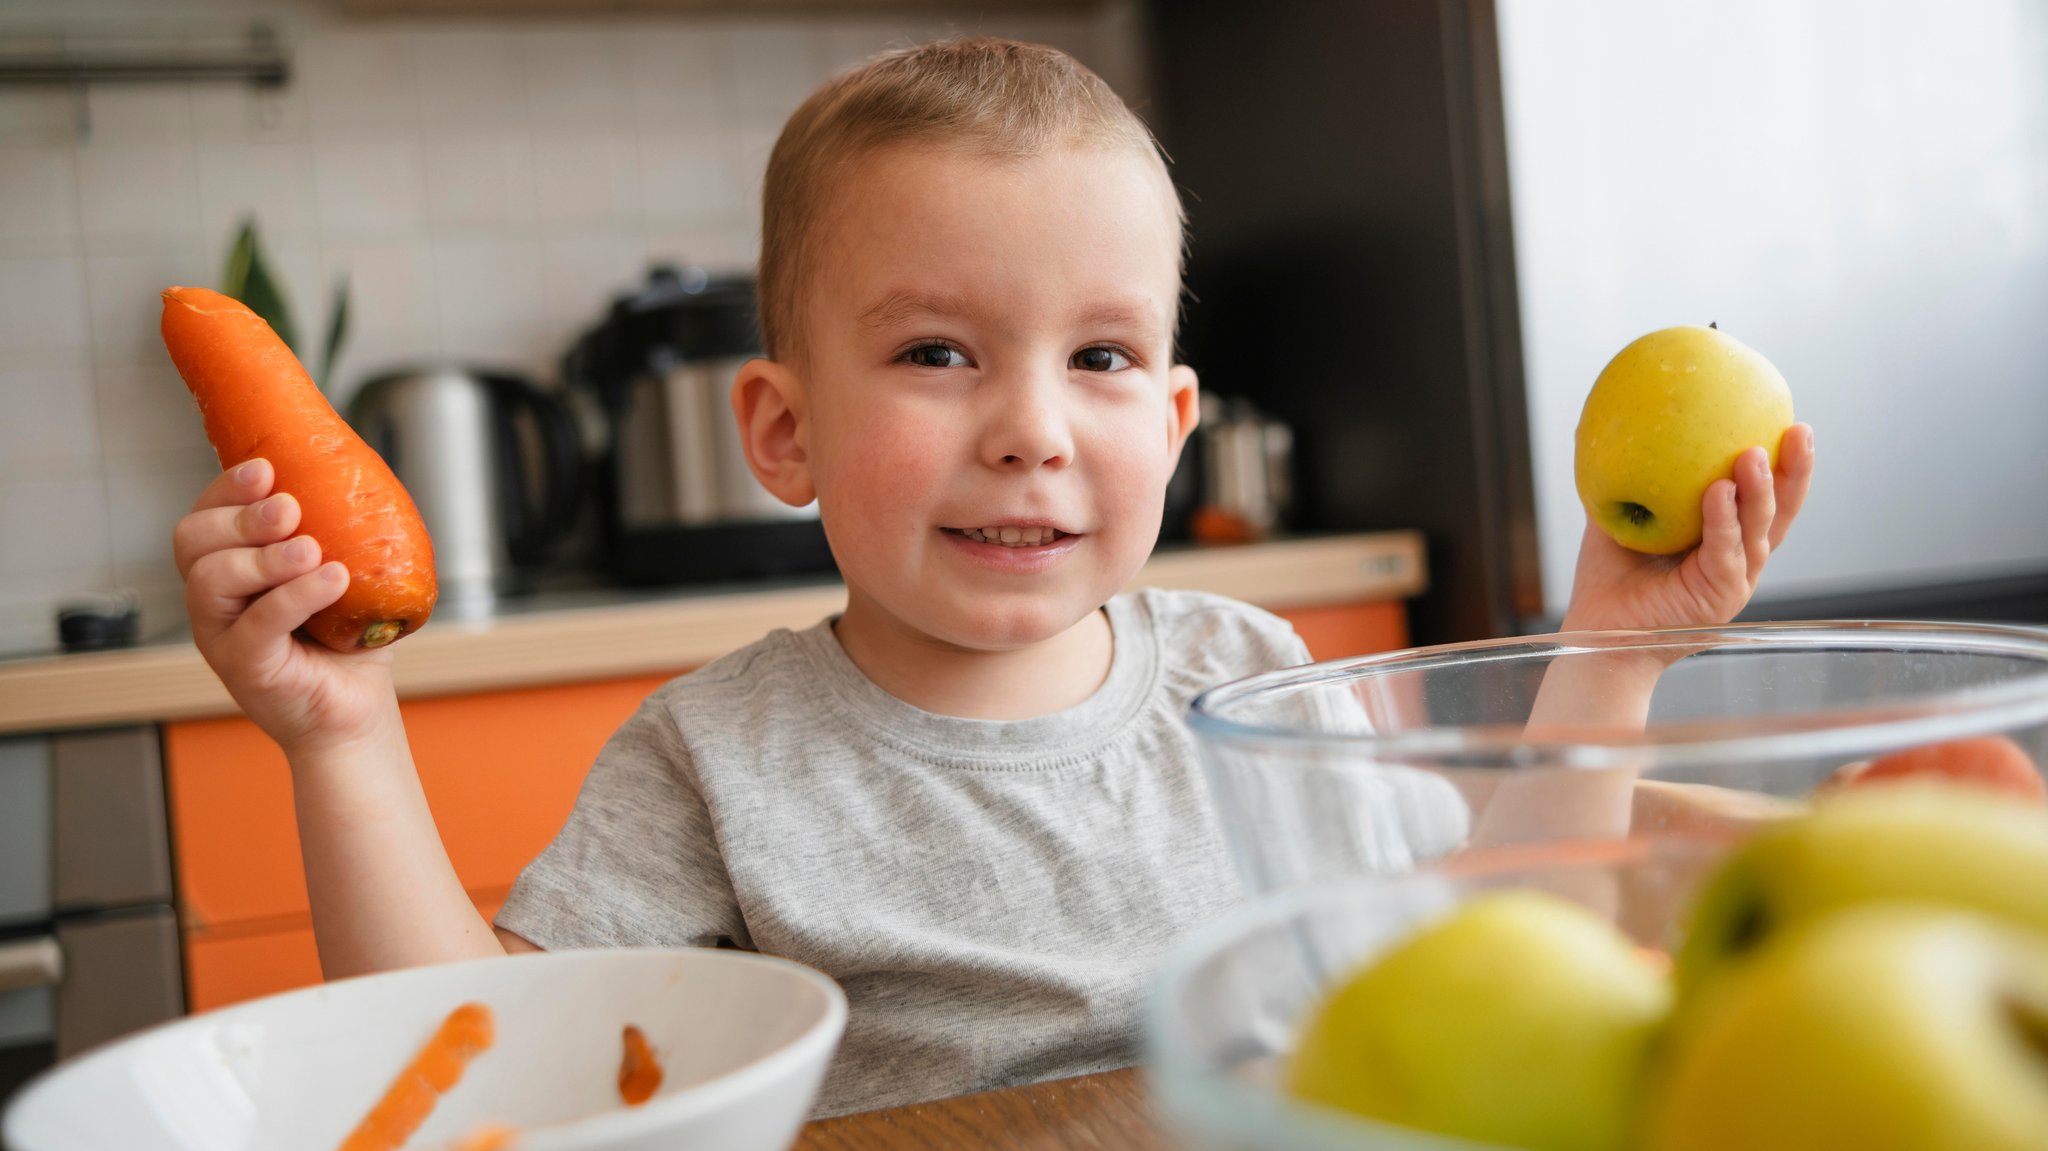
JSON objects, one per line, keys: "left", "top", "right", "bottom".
{"left": 175, "top": 458, "right": 401, "bottom": 754}
{"left": 1561, "top": 424, "right": 1816, "bottom": 633}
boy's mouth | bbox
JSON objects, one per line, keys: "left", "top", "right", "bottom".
{"left": 944, "top": 525, "right": 1073, "bottom": 548}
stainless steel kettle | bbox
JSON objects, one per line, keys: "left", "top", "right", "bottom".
{"left": 346, "top": 367, "right": 583, "bottom": 619}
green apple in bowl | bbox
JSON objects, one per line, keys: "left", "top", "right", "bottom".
{"left": 1575, "top": 324, "right": 1794, "bottom": 554}
{"left": 1642, "top": 904, "right": 2048, "bottom": 1151}
{"left": 1674, "top": 783, "right": 2048, "bottom": 997}
{"left": 1286, "top": 889, "right": 1670, "bottom": 1151}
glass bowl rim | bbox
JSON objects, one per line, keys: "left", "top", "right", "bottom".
{"left": 1184, "top": 619, "right": 2048, "bottom": 771}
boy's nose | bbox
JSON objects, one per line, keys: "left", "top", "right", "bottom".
{"left": 980, "top": 378, "right": 1075, "bottom": 471}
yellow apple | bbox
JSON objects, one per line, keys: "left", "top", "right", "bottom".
{"left": 1673, "top": 782, "right": 2048, "bottom": 998}
{"left": 1287, "top": 889, "right": 1670, "bottom": 1151}
{"left": 1642, "top": 905, "right": 2048, "bottom": 1151}
{"left": 1575, "top": 325, "right": 1794, "bottom": 554}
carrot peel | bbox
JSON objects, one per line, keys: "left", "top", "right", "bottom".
{"left": 618, "top": 1024, "right": 663, "bottom": 1106}
{"left": 336, "top": 1002, "right": 495, "bottom": 1151}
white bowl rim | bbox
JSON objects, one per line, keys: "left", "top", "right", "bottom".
{"left": 1186, "top": 619, "right": 2048, "bottom": 770}
{"left": 3, "top": 946, "right": 849, "bottom": 1151}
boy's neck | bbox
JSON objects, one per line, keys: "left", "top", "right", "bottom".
{"left": 831, "top": 595, "right": 1115, "bottom": 720}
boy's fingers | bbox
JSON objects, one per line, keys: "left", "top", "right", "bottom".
{"left": 173, "top": 493, "right": 301, "bottom": 578}
{"left": 190, "top": 459, "right": 273, "bottom": 513}
{"left": 185, "top": 536, "right": 324, "bottom": 627}
{"left": 217, "top": 562, "right": 349, "bottom": 670}
{"left": 1695, "top": 478, "right": 1745, "bottom": 599}
{"left": 1734, "top": 446, "right": 1776, "bottom": 580}
{"left": 1766, "top": 424, "right": 1815, "bottom": 552}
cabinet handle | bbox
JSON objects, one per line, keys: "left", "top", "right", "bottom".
{"left": 0, "top": 936, "right": 63, "bottom": 992}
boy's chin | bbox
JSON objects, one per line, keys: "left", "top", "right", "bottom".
{"left": 918, "top": 597, "right": 1104, "bottom": 653}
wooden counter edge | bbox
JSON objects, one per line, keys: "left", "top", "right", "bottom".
{"left": 0, "top": 531, "right": 1425, "bottom": 735}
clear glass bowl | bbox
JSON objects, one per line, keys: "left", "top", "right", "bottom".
{"left": 1146, "top": 838, "right": 1725, "bottom": 1151}
{"left": 1156, "top": 620, "right": 2048, "bottom": 1150}
{"left": 1185, "top": 621, "right": 2048, "bottom": 895}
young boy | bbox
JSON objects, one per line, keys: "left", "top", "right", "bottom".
{"left": 172, "top": 38, "right": 1815, "bottom": 1117}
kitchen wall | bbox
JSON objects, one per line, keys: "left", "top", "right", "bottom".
{"left": 0, "top": 0, "right": 1150, "bottom": 656}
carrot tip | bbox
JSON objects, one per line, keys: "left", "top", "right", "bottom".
{"left": 362, "top": 621, "right": 406, "bottom": 648}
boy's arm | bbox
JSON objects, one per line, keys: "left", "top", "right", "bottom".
{"left": 286, "top": 711, "right": 522, "bottom": 976}
{"left": 177, "top": 460, "right": 518, "bottom": 976}
{"left": 1469, "top": 426, "right": 1817, "bottom": 846}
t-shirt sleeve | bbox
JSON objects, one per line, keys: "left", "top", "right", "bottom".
{"left": 494, "top": 690, "right": 749, "bottom": 951}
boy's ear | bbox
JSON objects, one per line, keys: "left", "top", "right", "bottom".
{"left": 1165, "top": 363, "right": 1201, "bottom": 464}
{"left": 732, "top": 357, "right": 816, "bottom": 507}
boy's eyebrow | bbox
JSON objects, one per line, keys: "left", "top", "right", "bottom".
{"left": 855, "top": 289, "right": 976, "bottom": 332}
{"left": 1070, "top": 300, "right": 1162, "bottom": 334}
{"left": 855, "top": 290, "right": 1164, "bottom": 337}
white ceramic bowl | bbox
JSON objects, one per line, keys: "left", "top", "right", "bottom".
{"left": 3, "top": 947, "right": 847, "bottom": 1151}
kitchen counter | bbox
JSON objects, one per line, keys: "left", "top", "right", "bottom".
{"left": 0, "top": 532, "right": 1425, "bottom": 735}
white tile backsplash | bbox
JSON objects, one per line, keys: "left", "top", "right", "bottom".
{"left": 0, "top": 257, "right": 90, "bottom": 365}
{"left": 195, "top": 141, "right": 320, "bottom": 250}
{"left": 0, "top": 367, "right": 100, "bottom": 476}
{"left": 76, "top": 144, "right": 201, "bottom": 245}
{"left": 313, "top": 138, "right": 430, "bottom": 240}
{"left": 321, "top": 240, "right": 440, "bottom": 336}
{"left": 0, "top": 477, "right": 111, "bottom": 578}
{"left": 302, "top": 29, "right": 423, "bottom": 140}
{"left": 516, "top": 29, "right": 634, "bottom": 133}
{"left": 531, "top": 134, "right": 640, "bottom": 227}
{"left": 625, "top": 24, "right": 731, "bottom": 132}
{"left": 0, "top": 148, "right": 80, "bottom": 258}
{"left": 423, "top": 134, "right": 538, "bottom": 229}
{"left": 431, "top": 233, "right": 544, "bottom": 332}
{"left": 723, "top": 24, "right": 825, "bottom": 131}
{"left": 190, "top": 82, "right": 308, "bottom": 146}
{"left": 0, "top": 0, "right": 1146, "bottom": 653}
{"left": 0, "top": 91, "right": 78, "bottom": 148}
{"left": 413, "top": 27, "right": 528, "bottom": 135}
{"left": 82, "top": 84, "right": 195, "bottom": 146}
{"left": 638, "top": 130, "right": 745, "bottom": 224}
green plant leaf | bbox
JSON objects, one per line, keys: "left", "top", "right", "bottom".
{"left": 219, "top": 216, "right": 300, "bottom": 360}
{"left": 315, "top": 271, "right": 351, "bottom": 395}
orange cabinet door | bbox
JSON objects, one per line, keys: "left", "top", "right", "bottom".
{"left": 1273, "top": 599, "right": 1408, "bottom": 662}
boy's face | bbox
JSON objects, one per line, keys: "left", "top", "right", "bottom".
{"left": 792, "top": 143, "right": 1198, "bottom": 651}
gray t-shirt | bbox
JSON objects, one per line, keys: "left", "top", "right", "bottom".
{"left": 495, "top": 588, "right": 1461, "bottom": 1117}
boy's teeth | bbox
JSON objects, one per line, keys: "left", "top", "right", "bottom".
{"left": 961, "top": 526, "right": 1060, "bottom": 547}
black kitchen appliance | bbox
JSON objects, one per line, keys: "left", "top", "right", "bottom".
{"left": 564, "top": 267, "right": 834, "bottom": 587}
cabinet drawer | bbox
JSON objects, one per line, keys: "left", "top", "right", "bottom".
{"left": 164, "top": 673, "right": 673, "bottom": 931}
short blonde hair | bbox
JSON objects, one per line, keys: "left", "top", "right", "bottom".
{"left": 758, "top": 36, "right": 1182, "bottom": 361}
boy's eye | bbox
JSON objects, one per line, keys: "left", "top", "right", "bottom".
{"left": 1073, "top": 346, "right": 1132, "bottom": 373}
{"left": 903, "top": 343, "right": 968, "bottom": 369}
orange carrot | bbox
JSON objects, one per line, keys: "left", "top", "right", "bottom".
{"left": 160, "top": 286, "right": 436, "bottom": 651}
{"left": 337, "top": 1002, "right": 496, "bottom": 1151}
{"left": 618, "top": 1023, "right": 663, "bottom": 1106}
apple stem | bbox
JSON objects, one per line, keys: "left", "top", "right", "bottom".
{"left": 1709, "top": 320, "right": 1719, "bottom": 329}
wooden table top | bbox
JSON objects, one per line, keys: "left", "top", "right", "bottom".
{"left": 791, "top": 1067, "right": 1171, "bottom": 1151}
